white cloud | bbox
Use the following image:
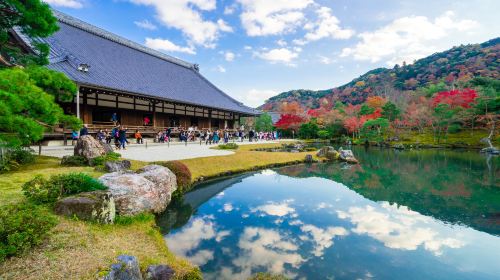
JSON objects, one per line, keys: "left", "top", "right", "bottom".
{"left": 223, "top": 203, "right": 233, "bottom": 212}
{"left": 134, "top": 19, "right": 157, "bottom": 30}
{"left": 255, "top": 48, "right": 299, "bottom": 66}
{"left": 276, "top": 39, "right": 287, "bottom": 46}
{"left": 303, "top": 6, "right": 354, "bottom": 42}
{"left": 229, "top": 227, "right": 304, "bottom": 279}
{"left": 44, "top": 0, "right": 83, "bottom": 8}
{"left": 300, "top": 224, "right": 348, "bottom": 256}
{"left": 224, "top": 51, "right": 235, "bottom": 62}
{"left": 337, "top": 202, "right": 464, "bottom": 256}
{"left": 165, "top": 217, "right": 216, "bottom": 265}
{"left": 251, "top": 201, "right": 295, "bottom": 217}
{"left": 130, "top": 0, "right": 231, "bottom": 47}
{"left": 217, "top": 65, "right": 226, "bottom": 73}
{"left": 238, "top": 0, "right": 313, "bottom": 36}
{"left": 144, "top": 37, "right": 196, "bottom": 54}
{"left": 240, "top": 89, "right": 278, "bottom": 107}
{"left": 224, "top": 5, "right": 236, "bottom": 15}
{"left": 318, "top": 55, "right": 335, "bottom": 65}
{"left": 340, "top": 11, "right": 479, "bottom": 66}
{"left": 244, "top": 45, "right": 253, "bottom": 50}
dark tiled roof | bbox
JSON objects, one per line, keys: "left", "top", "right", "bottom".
{"left": 23, "top": 10, "right": 259, "bottom": 115}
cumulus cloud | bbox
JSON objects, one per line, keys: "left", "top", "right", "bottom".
{"left": 255, "top": 48, "right": 299, "bottom": 66}
{"left": 300, "top": 224, "right": 348, "bottom": 256}
{"left": 340, "top": 11, "right": 479, "bottom": 66}
{"left": 224, "top": 51, "right": 235, "bottom": 62}
{"left": 216, "top": 65, "right": 226, "bottom": 73}
{"left": 238, "top": 0, "right": 313, "bottom": 36}
{"left": 134, "top": 19, "right": 157, "bottom": 30}
{"left": 337, "top": 202, "right": 464, "bottom": 256}
{"left": 165, "top": 217, "right": 216, "bottom": 266}
{"left": 229, "top": 227, "right": 304, "bottom": 279}
{"left": 303, "top": 6, "right": 354, "bottom": 42}
{"left": 44, "top": 0, "right": 83, "bottom": 8}
{"left": 130, "top": 0, "right": 232, "bottom": 47}
{"left": 251, "top": 200, "right": 296, "bottom": 217}
{"left": 145, "top": 37, "right": 196, "bottom": 54}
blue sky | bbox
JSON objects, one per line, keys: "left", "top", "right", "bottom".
{"left": 45, "top": 0, "right": 499, "bottom": 107}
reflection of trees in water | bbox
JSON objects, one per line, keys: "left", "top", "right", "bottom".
{"left": 277, "top": 148, "right": 500, "bottom": 236}
{"left": 157, "top": 174, "right": 252, "bottom": 234}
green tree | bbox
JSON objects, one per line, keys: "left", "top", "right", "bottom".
{"left": 0, "top": 67, "right": 81, "bottom": 147}
{"left": 381, "top": 101, "right": 400, "bottom": 121}
{"left": 359, "top": 104, "right": 375, "bottom": 116}
{"left": 298, "top": 119, "right": 319, "bottom": 139}
{"left": 0, "top": 0, "right": 58, "bottom": 66}
{"left": 360, "top": 118, "right": 389, "bottom": 143}
{"left": 432, "top": 104, "right": 461, "bottom": 143}
{"left": 255, "top": 112, "right": 274, "bottom": 132}
{"left": 470, "top": 77, "right": 500, "bottom": 147}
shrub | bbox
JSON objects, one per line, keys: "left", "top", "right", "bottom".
{"left": 218, "top": 143, "right": 239, "bottom": 150}
{"left": 0, "top": 203, "right": 58, "bottom": 262}
{"left": 155, "top": 161, "right": 192, "bottom": 193}
{"left": 60, "top": 155, "right": 87, "bottom": 166}
{"left": 90, "top": 152, "right": 121, "bottom": 166}
{"left": 0, "top": 148, "right": 35, "bottom": 172}
{"left": 22, "top": 173, "right": 107, "bottom": 204}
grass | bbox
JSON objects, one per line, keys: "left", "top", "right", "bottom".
{"left": 393, "top": 129, "right": 497, "bottom": 148}
{"left": 0, "top": 215, "right": 197, "bottom": 279}
{"left": 181, "top": 143, "right": 317, "bottom": 182}
{"left": 0, "top": 156, "right": 199, "bottom": 279}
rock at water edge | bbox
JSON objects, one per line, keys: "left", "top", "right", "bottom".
{"left": 145, "top": 265, "right": 175, "bottom": 280}
{"left": 104, "top": 255, "right": 142, "bottom": 280}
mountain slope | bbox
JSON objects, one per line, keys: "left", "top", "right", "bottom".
{"left": 260, "top": 38, "right": 500, "bottom": 111}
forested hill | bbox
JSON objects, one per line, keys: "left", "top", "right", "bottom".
{"left": 260, "top": 37, "right": 500, "bottom": 111}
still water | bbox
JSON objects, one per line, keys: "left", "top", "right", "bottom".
{"left": 157, "top": 148, "right": 500, "bottom": 279}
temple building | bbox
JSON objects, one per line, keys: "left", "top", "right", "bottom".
{"left": 12, "top": 10, "right": 259, "bottom": 132}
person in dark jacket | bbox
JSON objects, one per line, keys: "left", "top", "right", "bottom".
{"left": 79, "top": 124, "right": 88, "bottom": 136}
{"left": 118, "top": 126, "right": 127, "bottom": 150}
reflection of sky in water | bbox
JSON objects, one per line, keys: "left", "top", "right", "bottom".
{"left": 165, "top": 171, "right": 500, "bottom": 280}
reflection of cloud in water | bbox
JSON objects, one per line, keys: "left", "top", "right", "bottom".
{"left": 260, "top": 169, "right": 277, "bottom": 176}
{"left": 300, "top": 224, "right": 348, "bottom": 257}
{"left": 337, "top": 202, "right": 464, "bottom": 255}
{"left": 226, "top": 227, "right": 304, "bottom": 279}
{"left": 216, "top": 230, "right": 231, "bottom": 242}
{"left": 165, "top": 217, "right": 216, "bottom": 266}
{"left": 223, "top": 203, "right": 233, "bottom": 212}
{"left": 251, "top": 200, "right": 295, "bottom": 217}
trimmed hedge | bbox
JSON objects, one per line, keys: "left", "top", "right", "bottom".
{"left": 22, "top": 173, "right": 107, "bottom": 204}
{"left": 155, "top": 161, "right": 192, "bottom": 193}
{"left": 218, "top": 143, "right": 239, "bottom": 150}
{"left": 0, "top": 203, "right": 58, "bottom": 262}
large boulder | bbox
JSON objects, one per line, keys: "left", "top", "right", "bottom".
{"left": 145, "top": 265, "right": 175, "bottom": 280}
{"left": 339, "top": 149, "right": 358, "bottom": 164}
{"left": 105, "top": 160, "right": 132, "bottom": 172}
{"left": 102, "top": 143, "right": 115, "bottom": 154}
{"left": 74, "top": 135, "right": 106, "bottom": 162}
{"left": 99, "top": 165, "right": 177, "bottom": 216}
{"left": 326, "top": 150, "right": 340, "bottom": 161}
{"left": 316, "top": 146, "right": 335, "bottom": 157}
{"left": 104, "top": 255, "right": 142, "bottom": 280}
{"left": 54, "top": 191, "right": 115, "bottom": 224}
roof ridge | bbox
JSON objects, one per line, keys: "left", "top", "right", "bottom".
{"left": 191, "top": 69, "right": 260, "bottom": 113}
{"left": 52, "top": 10, "right": 195, "bottom": 70}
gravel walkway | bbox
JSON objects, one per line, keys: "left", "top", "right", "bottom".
{"left": 33, "top": 140, "right": 283, "bottom": 161}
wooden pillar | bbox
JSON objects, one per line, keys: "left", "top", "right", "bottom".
{"left": 76, "top": 86, "right": 80, "bottom": 120}
{"left": 208, "top": 110, "right": 212, "bottom": 129}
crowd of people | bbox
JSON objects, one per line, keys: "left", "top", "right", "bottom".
{"left": 72, "top": 123, "right": 281, "bottom": 150}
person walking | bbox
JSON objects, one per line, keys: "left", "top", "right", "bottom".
{"left": 118, "top": 126, "right": 128, "bottom": 150}
{"left": 206, "top": 130, "right": 212, "bottom": 145}
{"left": 71, "top": 130, "right": 79, "bottom": 145}
{"left": 105, "top": 129, "right": 112, "bottom": 144}
{"left": 96, "top": 129, "right": 105, "bottom": 142}
{"left": 213, "top": 130, "right": 220, "bottom": 144}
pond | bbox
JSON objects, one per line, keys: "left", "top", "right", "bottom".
{"left": 157, "top": 147, "right": 500, "bottom": 279}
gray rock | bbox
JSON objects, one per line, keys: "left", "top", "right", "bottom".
{"left": 105, "top": 160, "right": 132, "bottom": 172}
{"left": 74, "top": 135, "right": 106, "bottom": 162}
{"left": 102, "top": 143, "right": 115, "bottom": 154}
{"left": 316, "top": 146, "right": 335, "bottom": 157}
{"left": 305, "top": 154, "right": 313, "bottom": 163}
{"left": 339, "top": 149, "right": 358, "bottom": 164}
{"left": 54, "top": 191, "right": 115, "bottom": 224}
{"left": 326, "top": 150, "right": 340, "bottom": 161}
{"left": 99, "top": 165, "right": 177, "bottom": 216}
{"left": 104, "top": 255, "right": 142, "bottom": 280}
{"left": 145, "top": 265, "right": 175, "bottom": 280}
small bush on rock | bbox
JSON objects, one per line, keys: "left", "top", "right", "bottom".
{"left": 90, "top": 152, "right": 121, "bottom": 166}
{"left": 218, "top": 143, "right": 238, "bottom": 150}
{"left": 0, "top": 203, "right": 58, "bottom": 262}
{"left": 155, "top": 161, "right": 192, "bottom": 193}
{"left": 22, "top": 173, "right": 107, "bottom": 204}
{"left": 60, "top": 155, "right": 87, "bottom": 166}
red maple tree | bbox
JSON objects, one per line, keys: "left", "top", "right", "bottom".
{"left": 431, "top": 89, "right": 478, "bottom": 108}
{"left": 275, "top": 114, "right": 306, "bottom": 130}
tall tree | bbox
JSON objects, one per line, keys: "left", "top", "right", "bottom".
{"left": 0, "top": 0, "right": 58, "bottom": 66}
{"left": 255, "top": 112, "right": 274, "bottom": 132}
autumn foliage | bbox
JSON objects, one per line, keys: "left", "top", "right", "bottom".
{"left": 431, "top": 89, "right": 478, "bottom": 108}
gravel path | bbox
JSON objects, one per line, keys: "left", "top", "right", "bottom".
{"left": 33, "top": 140, "right": 284, "bottom": 161}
